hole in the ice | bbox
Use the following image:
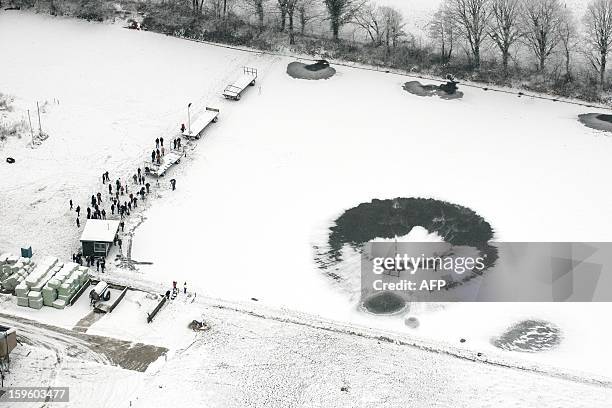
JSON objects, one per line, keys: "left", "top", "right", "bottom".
{"left": 323, "top": 198, "right": 496, "bottom": 265}
{"left": 287, "top": 61, "right": 336, "bottom": 80}
{"left": 578, "top": 113, "right": 612, "bottom": 133}
{"left": 362, "top": 291, "right": 406, "bottom": 315}
{"left": 403, "top": 81, "right": 464, "bottom": 100}
{"left": 492, "top": 319, "right": 561, "bottom": 353}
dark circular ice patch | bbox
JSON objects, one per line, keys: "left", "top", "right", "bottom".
{"left": 492, "top": 319, "right": 561, "bottom": 352}
{"left": 403, "top": 80, "right": 463, "bottom": 100}
{"left": 404, "top": 316, "right": 420, "bottom": 328}
{"left": 362, "top": 291, "right": 406, "bottom": 314}
{"left": 578, "top": 113, "right": 612, "bottom": 133}
{"left": 324, "top": 198, "right": 496, "bottom": 266}
{"left": 287, "top": 61, "right": 336, "bottom": 80}
{"left": 314, "top": 197, "right": 497, "bottom": 315}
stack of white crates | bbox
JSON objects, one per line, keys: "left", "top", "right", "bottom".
{"left": 42, "top": 263, "right": 89, "bottom": 309}
{"left": 14, "top": 256, "right": 58, "bottom": 309}
{"left": 0, "top": 253, "right": 35, "bottom": 291}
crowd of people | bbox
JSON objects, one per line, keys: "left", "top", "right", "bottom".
{"left": 70, "top": 136, "right": 183, "bottom": 272}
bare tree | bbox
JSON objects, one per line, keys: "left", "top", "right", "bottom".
{"left": 488, "top": 0, "right": 521, "bottom": 75}
{"left": 243, "top": 0, "right": 268, "bottom": 32}
{"left": 558, "top": 7, "right": 578, "bottom": 81}
{"left": 429, "top": 2, "right": 457, "bottom": 63}
{"left": 447, "top": 0, "right": 490, "bottom": 69}
{"left": 521, "top": 0, "right": 563, "bottom": 72}
{"left": 323, "top": 0, "right": 365, "bottom": 41}
{"left": 380, "top": 6, "right": 406, "bottom": 52}
{"left": 207, "top": 0, "right": 234, "bottom": 19}
{"left": 353, "top": 2, "right": 384, "bottom": 45}
{"left": 584, "top": 0, "right": 612, "bottom": 88}
{"left": 286, "top": 0, "right": 300, "bottom": 43}
{"left": 298, "top": 0, "right": 319, "bottom": 34}
{"left": 278, "top": 0, "right": 289, "bottom": 31}
{"left": 192, "top": 0, "right": 206, "bottom": 14}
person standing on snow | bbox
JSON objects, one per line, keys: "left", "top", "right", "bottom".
{"left": 151, "top": 150, "right": 156, "bottom": 163}
{"left": 76, "top": 217, "right": 80, "bottom": 228}
{"left": 160, "top": 137, "right": 164, "bottom": 147}
{"left": 76, "top": 205, "right": 81, "bottom": 216}
{"left": 183, "top": 282, "right": 187, "bottom": 294}
{"left": 155, "top": 138, "right": 160, "bottom": 149}
{"left": 70, "top": 199, "right": 73, "bottom": 210}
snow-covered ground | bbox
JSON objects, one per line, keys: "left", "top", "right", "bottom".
{"left": 1, "top": 10, "right": 612, "bottom": 405}
{"left": 2, "top": 293, "right": 612, "bottom": 408}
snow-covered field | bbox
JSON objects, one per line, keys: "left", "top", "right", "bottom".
{"left": 1, "top": 10, "right": 612, "bottom": 406}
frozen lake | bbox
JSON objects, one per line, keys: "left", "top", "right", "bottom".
{"left": 1, "top": 11, "right": 612, "bottom": 380}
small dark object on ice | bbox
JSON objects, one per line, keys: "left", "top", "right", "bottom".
{"left": 127, "top": 19, "right": 141, "bottom": 30}
{"left": 340, "top": 386, "right": 349, "bottom": 392}
{"left": 460, "top": 338, "right": 466, "bottom": 343}
{"left": 6, "top": 157, "right": 15, "bottom": 164}
{"left": 251, "top": 297, "right": 258, "bottom": 301}
{"left": 477, "top": 352, "right": 483, "bottom": 357}
{"left": 305, "top": 60, "right": 330, "bottom": 71}
{"left": 439, "top": 74, "right": 459, "bottom": 95}
{"left": 188, "top": 320, "right": 210, "bottom": 331}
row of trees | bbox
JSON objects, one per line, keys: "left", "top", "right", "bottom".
{"left": 188, "top": 0, "right": 612, "bottom": 89}
{"left": 190, "top": 0, "right": 404, "bottom": 45}
{"left": 429, "top": 0, "right": 612, "bottom": 88}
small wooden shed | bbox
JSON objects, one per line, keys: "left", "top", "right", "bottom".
{"left": 80, "top": 219, "right": 120, "bottom": 258}
{"left": 0, "top": 325, "right": 16, "bottom": 358}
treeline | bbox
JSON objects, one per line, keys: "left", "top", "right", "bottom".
{"left": 12, "top": 0, "right": 612, "bottom": 102}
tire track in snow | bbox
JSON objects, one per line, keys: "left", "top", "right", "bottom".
{"left": 0, "top": 313, "right": 167, "bottom": 373}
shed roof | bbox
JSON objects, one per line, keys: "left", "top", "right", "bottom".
{"left": 80, "top": 219, "right": 120, "bottom": 243}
